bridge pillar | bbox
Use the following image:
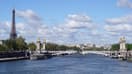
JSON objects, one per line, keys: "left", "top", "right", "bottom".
{"left": 42, "top": 39, "right": 46, "bottom": 52}
{"left": 119, "top": 36, "right": 126, "bottom": 51}
{"left": 119, "top": 36, "right": 127, "bottom": 59}
{"left": 36, "top": 38, "right": 41, "bottom": 53}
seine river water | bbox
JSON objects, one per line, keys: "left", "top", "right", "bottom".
{"left": 0, "top": 54, "right": 132, "bottom": 74}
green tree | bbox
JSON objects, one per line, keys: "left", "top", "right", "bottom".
{"left": 3, "top": 39, "right": 17, "bottom": 50}
{"left": 111, "top": 44, "right": 119, "bottom": 51}
{"left": 126, "top": 44, "right": 132, "bottom": 51}
{"left": 0, "top": 45, "right": 8, "bottom": 51}
{"left": 46, "top": 43, "right": 58, "bottom": 51}
{"left": 56, "top": 45, "right": 67, "bottom": 51}
{"left": 15, "top": 36, "right": 27, "bottom": 50}
{"left": 69, "top": 46, "right": 80, "bottom": 51}
{"left": 3, "top": 36, "right": 27, "bottom": 51}
{"left": 28, "top": 43, "right": 36, "bottom": 51}
{"left": 45, "top": 43, "right": 80, "bottom": 51}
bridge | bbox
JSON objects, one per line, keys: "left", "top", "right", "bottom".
{"left": 47, "top": 50, "right": 77, "bottom": 56}
{"left": 30, "top": 50, "right": 132, "bottom": 60}
{"left": 46, "top": 50, "right": 111, "bottom": 56}
{"left": 47, "top": 50, "right": 132, "bottom": 59}
{"left": 80, "top": 51, "right": 110, "bottom": 56}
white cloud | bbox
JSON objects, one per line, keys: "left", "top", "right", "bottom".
{"left": 91, "top": 30, "right": 99, "bottom": 36}
{"left": 104, "top": 13, "right": 132, "bottom": 44}
{"left": 14, "top": 10, "right": 49, "bottom": 42}
{"left": 24, "top": 13, "right": 100, "bottom": 44}
{"left": 16, "top": 9, "right": 42, "bottom": 27}
{"left": 105, "top": 14, "right": 132, "bottom": 33}
{"left": 0, "top": 10, "right": 106, "bottom": 45}
{"left": 68, "top": 14, "right": 92, "bottom": 22}
{"left": 16, "top": 9, "right": 41, "bottom": 22}
{"left": 0, "top": 21, "right": 11, "bottom": 39}
{"left": 105, "top": 24, "right": 132, "bottom": 32}
{"left": 65, "top": 14, "right": 94, "bottom": 29}
{"left": 106, "top": 14, "right": 132, "bottom": 24}
{"left": 107, "top": 32, "right": 120, "bottom": 36}
{"left": 117, "top": 0, "right": 132, "bottom": 8}
{"left": 0, "top": 10, "right": 49, "bottom": 42}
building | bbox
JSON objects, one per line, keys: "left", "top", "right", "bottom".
{"left": 10, "top": 9, "right": 17, "bottom": 39}
{"left": 103, "top": 44, "right": 112, "bottom": 50}
{"left": 77, "top": 43, "right": 95, "bottom": 49}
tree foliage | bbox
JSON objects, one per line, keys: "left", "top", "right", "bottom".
{"left": 0, "top": 37, "right": 81, "bottom": 51}
{"left": 45, "top": 43, "right": 80, "bottom": 51}
{"left": 0, "top": 45, "right": 7, "bottom": 51}
{"left": 28, "top": 43, "right": 36, "bottom": 51}
{"left": 15, "top": 36, "right": 27, "bottom": 50}
{"left": 1, "top": 36, "right": 28, "bottom": 51}
{"left": 126, "top": 44, "right": 132, "bottom": 51}
{"left": 111, "top": 43, "right": 132, "bottom": 51}
{"left": 111, "top": 44, "right": 119, "bottom": 51}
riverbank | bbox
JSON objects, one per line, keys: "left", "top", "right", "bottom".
{"left": 0, "top": 51, "right": 75, "bottom": 62}
{"left": 0, "top": 57, "right": 28, "bottom": 62}
{"left": 0, "top": 51, "right": 29, "bottom": 62}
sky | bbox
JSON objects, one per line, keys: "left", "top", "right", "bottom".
{"left": 0, "top": 0, "right": 132, "bottom": 45}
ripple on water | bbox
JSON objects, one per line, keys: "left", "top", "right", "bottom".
{"left": 0, "top": 54, "right": 132, "bottom": 74}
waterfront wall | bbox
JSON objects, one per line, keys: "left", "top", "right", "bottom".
{"left": 0, "top": 51, "right": 29, "bottom": 58}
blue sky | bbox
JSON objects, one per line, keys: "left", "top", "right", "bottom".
{"left": 0, "top": 0, "right": 130, "bottom": 22}
{"left": 0, "top": 0, "right": 132, "bottom": 45}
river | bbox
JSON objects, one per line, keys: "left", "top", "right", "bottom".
{"left": 0, "top": 54, "right": 132, "bottom": 74}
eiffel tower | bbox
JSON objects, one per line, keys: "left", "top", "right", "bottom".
{"left": 10, "top": 9, "right": 17, "bottom": 39}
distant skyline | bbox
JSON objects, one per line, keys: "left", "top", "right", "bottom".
{"left": 0, "top": 0, "right": 132, "bottom": 45}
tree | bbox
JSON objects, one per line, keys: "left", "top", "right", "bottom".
{"left": 111, "top": 44, "right": 119, "bottom": 51}
{"left": 28, "top": 43, "right": 36, "bottom": 51}
{"left": 126, "top": 44, "right": 132, "bottom": 51}
{"left": 2, "top": 36, "right": 28, "bottom": 51}
{"left": 56, "top": 45, "right": 67, "bottom": 51}
{"left": 0, "top": 45, "right": 7, "bottom": 51}
{"left": 68, "top": 46, "right": 80, "bottom": 51}
{"left": 45, "top": 43, "right": 80, "bottom": 51}
{"left": 3, "top": 39, "right": 17, "bottom": 50}
{"left": 46, "top": 43, "right": 58, "bottom": 51}
{"left": 15, "top": 36, "right": 28, "bottom": 50}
